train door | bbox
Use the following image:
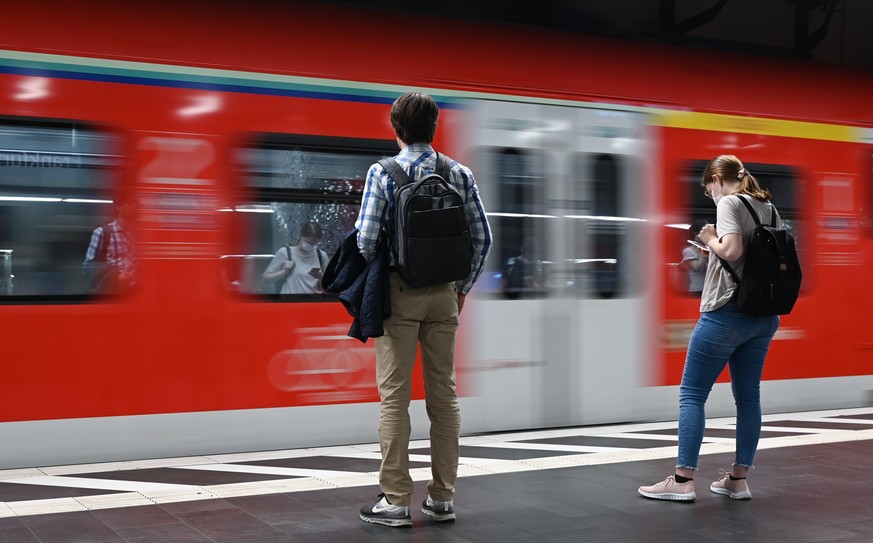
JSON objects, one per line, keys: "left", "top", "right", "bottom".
{"left": 461, "top": 100, "right": 653, "bottom": 432}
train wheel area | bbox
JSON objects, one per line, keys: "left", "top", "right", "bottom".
{"left": 0, "top": 407, "right": 871, "bottom": 542}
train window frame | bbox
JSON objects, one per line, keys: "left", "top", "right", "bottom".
{"left": 227, "top": 133, "right": 398, "bottom": 302}
{"left": 0, "top": 117, "right": 123, "bottom": 304}
{"left": 571, "top": 152, "right": 638, "bottom": 300}
{"left": 672, "top": 159, "right": 807, "bottom": 297}
{"left": 479, "top": 146, "right": 551, "bottom": 300}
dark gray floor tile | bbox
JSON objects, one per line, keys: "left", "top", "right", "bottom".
{"left": 294, "top": 488, "right": 380, "bottom": 511}
{"left": 19, "top": 511, "right": 125, "bottom": 543}
{"left": 93, "top": 505, "right": 179, "bottom": 530}
{"left": 0, "top": 527, "right": 40, "bottom": 543}
{"left": 175, "top": 506, "right": 287, "bottom": 542}
{"left": 0, "top": 518, "right": 25, "bottom": 531}
{"left": 274, "top": 515, "right": 380, "bottom": 542}
{"left": 159, "top": 498, "right": 237, "bottom": 515}
{"left": 423, "top": 518, "right": 538, "bottom": 543}
{"left": 114, "top": 522, "right": 214, "bottom": 543}
{"left": 226, "top": 493, "right": 322, "bottom": 525}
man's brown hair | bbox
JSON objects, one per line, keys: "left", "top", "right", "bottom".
{"left": 390, "top": 92, "right": 439, "bottom": 144}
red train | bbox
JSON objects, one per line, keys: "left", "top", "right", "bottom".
{"left": 1, "top": 1, "right": 871, "bottom": 468}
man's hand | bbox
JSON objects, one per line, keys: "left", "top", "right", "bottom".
{"left": 457, "top": 292, "right": 466, "bottom": 314}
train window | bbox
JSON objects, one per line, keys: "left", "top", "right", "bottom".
{"left": 228, "top": 135, "right": 396, "bottom": 299}
{"left": 674, "top": 160, "right": 805, "bottom": 296}
{"left": 486, "top": 148, "right": 550, "bottom": 299}
{"left": 0, "top": 120, "right": 120, "bottom": 301}
{"left": 571, "top": 153, "right": 635, "bottom": 299}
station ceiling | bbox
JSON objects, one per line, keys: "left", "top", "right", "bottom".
{"left": 336, "top": 0, "right": 873, "bottom": 72}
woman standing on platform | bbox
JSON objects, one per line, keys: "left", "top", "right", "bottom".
{"left": 638, "top": 155, "right": 781, "bottom": 501}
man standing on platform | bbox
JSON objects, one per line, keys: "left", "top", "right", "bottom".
{"left": 356, "top": 92, "right": 491, "bottom": 527}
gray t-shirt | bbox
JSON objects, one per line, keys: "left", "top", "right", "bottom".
{"left": 699, "top": 194, "right": 782, "bottom": 312}
{"left": 265, "top": 245, "right": 328, "bottom": 294}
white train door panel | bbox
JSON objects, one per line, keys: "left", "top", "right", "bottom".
{"left": 570, "top": 108, "right": 653, "bottom": 424}
{"left": 461, "top": 100, "right": 653, "bottom": 432}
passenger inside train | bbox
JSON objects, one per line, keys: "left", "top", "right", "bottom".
{"left": 678, "top": 219, "right": 709, "bottom": 297}
{"left": 82, "top": 193, "right": 136, "bottom": 294}
{"left": 262, "top": 221, "right": 329, "bottom": 295}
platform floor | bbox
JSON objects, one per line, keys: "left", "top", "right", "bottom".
{"left": 1, "top": 407, "right": 872, "bottom": 542}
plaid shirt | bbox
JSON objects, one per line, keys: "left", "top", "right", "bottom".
{"left": 83, "top": 220, "right": 134, "bottom": 279}
{"left": 355, "top": 144, "right": 491, "bottom": 295}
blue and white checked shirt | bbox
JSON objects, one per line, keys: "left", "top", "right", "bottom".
{"left": 355, "top": 144, "right": 492, "bottom": 295}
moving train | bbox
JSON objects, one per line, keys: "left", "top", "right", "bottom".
{"left": 1, "top": 1, "right": 871, "bottom": 469}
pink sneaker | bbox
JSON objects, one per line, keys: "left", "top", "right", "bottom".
{"left": 710, "top": 469, "right": 752, "bottom": 500}
{"left": 638, "top": 475, "right": 696, "bottom": 501}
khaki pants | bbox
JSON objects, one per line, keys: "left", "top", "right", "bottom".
{"left": 374, "top": 271, "right": 460, "bottom": 507}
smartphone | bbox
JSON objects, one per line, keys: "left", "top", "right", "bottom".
{"left": 309, "top": 267, "right": 322, "bottom": 275}
{"left": 687, "top": 240, "right": 709, "bottom": 251}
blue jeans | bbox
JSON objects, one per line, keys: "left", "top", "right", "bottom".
{"left": 677, "top": 303, "right": 779, "bottom": 470}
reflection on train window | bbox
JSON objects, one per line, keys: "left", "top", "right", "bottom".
{"left": 489, "top": 148, "right": 549, "bottom": 299}
{"left": 572, "top": 154, "right": 634, "bottom": 299}
{"left": 0, "top": 121, "right": 120, "bottom": 301}
{"left": 227, "top": 135, "right": 395, "bottom": 299}
{"left": 673, "top": 160, "right": 805, "bottom": 295}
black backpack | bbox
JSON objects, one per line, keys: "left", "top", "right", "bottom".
{"left": 719, "top": 195, "right": 802, "bottom": 315}
{"left": 378, "top": 153, "right": 473, "bottom": 287}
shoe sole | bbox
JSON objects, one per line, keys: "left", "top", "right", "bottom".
{"left": 422, "top": 507, "right": 456, "bottom": 522}
{"left": 710, "top": 487, "right": 752, "bottom": 500}
{"left": 359, "top": 514, "right": 413, "bottom": 527}
{"left": 638, "top": 489, "right": 696, "bottom": 501}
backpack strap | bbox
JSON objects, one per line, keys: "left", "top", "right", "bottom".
{"left": 378, "top": 158, "right": 412, "bottom": 188}
{"left": 738, "top": 193, "right": 780, "bottom": 227}
{"left": 736, "top": 194, "right": 761, "bottom": 226}
{"left": 716, "top": 195, "right": 778, "bottom": 286}
{"left": 283, "top": 244, "right": 294, "bottom": 281}
{"left": 378, "top": 152, "right": 452, "bottom": 188}
{"left": 434, "top": 152, "right": 451, "bottom": 180}
{"left": 718, "top": 195, "right": 759, "bottom": 286}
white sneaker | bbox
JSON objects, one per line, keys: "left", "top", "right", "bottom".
{"left": 638, "top": 475, "right": 696, "bottom": 501}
